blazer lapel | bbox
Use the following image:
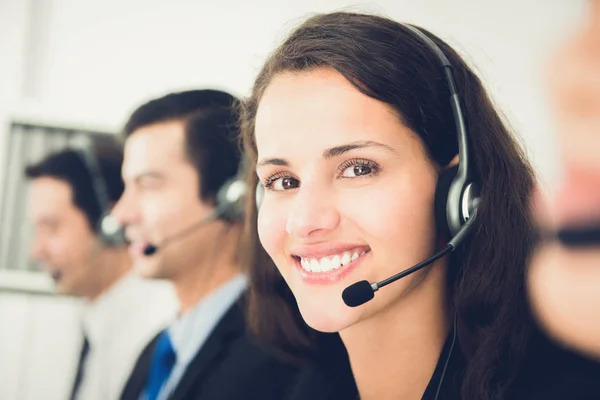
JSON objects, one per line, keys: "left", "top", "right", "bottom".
{"left": 168, "top": 301, "right": 245, "bottom": 400}
{"left": 120, "top": 332, "right": 162, "bottom": 400}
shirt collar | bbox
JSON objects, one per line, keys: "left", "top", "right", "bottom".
{"left": 168, "top": 274, "right": 247, "bottom": 364}
{"left": 81, "top": 272, "right": 139, "bottom": 344}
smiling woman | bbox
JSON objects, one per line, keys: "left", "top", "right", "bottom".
{"left": 241, "top": 11, "right": 600, "bottom": 400}
{"left": 254, "top": 69, "right": 442, "bottom": 334}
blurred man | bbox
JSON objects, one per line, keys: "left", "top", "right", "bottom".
{"left": 113, "top": 90, "right": 297, "bottom": 400}
{"left": 528, "top": 0, "right": 600, "bottom": 358}
{"left": 26, "top": 135, "right": 177, "bottom": 400}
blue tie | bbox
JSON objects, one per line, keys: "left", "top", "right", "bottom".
{"left": 145, "top": 331, "right": 176, "bottom": 400}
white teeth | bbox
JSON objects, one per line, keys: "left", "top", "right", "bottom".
{"left": 310, "top": 259, "right": 321, "bottom": 272}
{"left": 331, "top": 255, "right": 341, "bottom": 269}
{"left": 319, "top": 257, "right": 332, "bottom": 271}
{"left": 299, "top": 249, "right": 367, "bottom": 273}
{"left": 301, "top": 258, "right": 310, "bottom": 271}
{"left": 341, "top": 252, "right": 351, "bottom": 266}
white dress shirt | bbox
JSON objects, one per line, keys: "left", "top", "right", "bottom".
{"left": 74, "top": 272, "right": 178, "bottom": 400}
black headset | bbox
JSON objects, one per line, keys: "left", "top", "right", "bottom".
{"left": 402, "top": 24, "right": 481, "bottom": 239}
{"left": 197, "top": 103, "right": 249, "bottom": 224}
{"left": 213, "top": 155, "right": 248, "bottom": 223}
{"left": 74, "top": 146, "right": 126, "bottom": 247}
{"left": 140, "top": 152, "right": 248, "bottom": 257}
{"left": 400, "top": 26, "right": 480, "bottom": 399}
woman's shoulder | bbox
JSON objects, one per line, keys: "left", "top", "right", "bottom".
{"left": 511, "top": 339, "right": 600, "bottom": 400}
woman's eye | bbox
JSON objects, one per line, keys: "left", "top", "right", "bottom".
{"left": 339, "top": 159, "right": 379, "bottom": 178}
{"left": 341, "top": 164, "right": 372, "bottom": 178}
{"left": 266, "top": 176, "right": 300, "bottom": 191}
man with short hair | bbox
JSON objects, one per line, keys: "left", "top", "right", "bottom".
{"left": 26, "top": 136, "right": 177, "bottom": 400}
{"left": 114, "top": 90, "right": 297, "bottom": 400}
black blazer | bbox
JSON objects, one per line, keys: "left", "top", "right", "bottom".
{"left": 120, "top": 298, "right": 298, "bottom": 400}
{"left": 285, "top": 332, "right": 600, "bottom": 400}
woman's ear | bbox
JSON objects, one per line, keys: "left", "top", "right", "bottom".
{"left": 448, "top": 154, "right": 459, "bottom": 168}
{"left": 434, "top": 155, "right": 459, "bottom": 174}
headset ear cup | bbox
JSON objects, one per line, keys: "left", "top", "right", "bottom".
{"left": 98, "top": 212, "right": 126, "bottom": 247}
{"left": 255, "top": 183, "right": 264, "bottom": 211}
{"left": 215, "top": 178, "right": 247, "bottom": 223}
{"left": 105, "top": 228, "right": 126, "bottom": 247}
{"left": 434, "top": 165, "right": 459, "bottom": 239}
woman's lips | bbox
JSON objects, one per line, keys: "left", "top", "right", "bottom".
{"left": 293, "top": 249, "right": 370, "bottom": 284}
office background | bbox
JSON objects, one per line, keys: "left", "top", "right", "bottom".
{"left": 0, "top": 0, "right": 586, "bottom": 398}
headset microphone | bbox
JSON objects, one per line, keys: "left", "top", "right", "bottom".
{"left": 142, "top": 213, "right": 218, "bottom": 256}
{"left": 143, "top": 244, "right": 158, "bottom": 256}
{"left": 342, "top": 213, "right": 476, "bottom": 307}
{"left": 142, "top": 171, "right": 248, "bottom": 257}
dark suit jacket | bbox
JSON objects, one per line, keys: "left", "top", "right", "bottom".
{"left": 120, "top": 298, "right": 298, "bottom": 400}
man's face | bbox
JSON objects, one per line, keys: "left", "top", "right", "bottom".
{"left": 113, "top": 121, "right": 218, "bottom": 282}
{"left": 28, "top": 177, "right": 102, "bottom": 297}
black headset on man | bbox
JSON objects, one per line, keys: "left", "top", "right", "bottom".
{"left": 76, "top": 118, "right": 248, "bottom": 259}
{"left": 140, "top": 161, "right": 248, "bottom": 257}
{"left": 74, "top": 145, "right": 127, "bottom": 247}
{"left": 76, "top": 142, "right": 247, "bottom": 255}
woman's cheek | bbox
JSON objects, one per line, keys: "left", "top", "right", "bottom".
{"left": 257, "top": 198, "right": 290, "bottom": 274}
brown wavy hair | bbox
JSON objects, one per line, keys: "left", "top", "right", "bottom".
{"left": 240, "top": 12, "right": 539, "bottom": 400}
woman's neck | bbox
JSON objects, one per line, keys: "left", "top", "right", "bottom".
{"left": 340, "top": 263, "right": 451, "bottom": 400}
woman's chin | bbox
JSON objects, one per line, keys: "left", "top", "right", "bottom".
{"left": 301, "top": 312, "right": 353, "bottom": 333}
{"left": 296, "top": 296, "right": 361, "bottom": 333}
{"left": 287, "top": 270, "right": 375, "bottom": 333}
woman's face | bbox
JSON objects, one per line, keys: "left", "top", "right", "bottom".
{"left": 255, "top": 68, "right": 441, "bottom": 333}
